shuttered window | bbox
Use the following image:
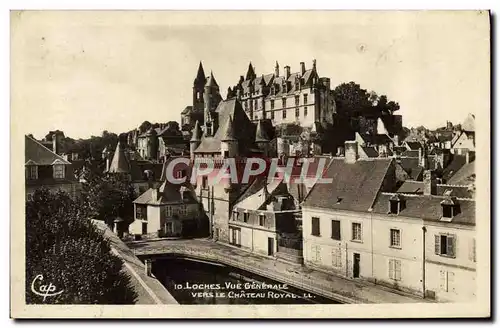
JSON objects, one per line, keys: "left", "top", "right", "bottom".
{"left": 435, "top": 234, "right": 456, "bottom": 257}
{"left": 332, "top": 248, "right": 342, "bottom": 267}
{"left": 311, "top": 217, "right": 320, "bottom": 236}
{"left": 331, "top": 220, "right": 341, "bottom": 240}
{"left": 389, "top": 259, "right": 401, "bottom": 281}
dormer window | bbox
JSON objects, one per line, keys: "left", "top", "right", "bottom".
{"left": 53, "top": 164, "right": 65, "bottom": 179}
{"left": 388, "top": 195, "right": 404, "bottom": 215}
{"left": 26, "top": 165, "right": 38, "bottom": 180}
{"left": 440, "top": 197, "right": 458, "bottom": 222}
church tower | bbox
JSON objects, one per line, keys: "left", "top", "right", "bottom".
{"left": 193, "top": 61, "right": 206, "bottom": 112}
{"left": 204, "top": 71, "right": 220, "bottom": 136}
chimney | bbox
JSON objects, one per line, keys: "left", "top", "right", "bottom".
{"left": 151, "top": 187, "right": 159, "bottom": 201}
{"left": 284, "top": 66, "right": 291, "bottom": 79}
{"left": 423, "top": 170, "right": 436, "bottom": 196}
{"left": 300, "top": 62, "right": 305, "bottom": 75}
{"left": 52, "top": 133, "right": 59, "bottom": 154}
{"left": 275, "top": 61, "right": 279, "bottom": 77}
{"left": 344, "top": 141, "right": 358, "bottom": 164}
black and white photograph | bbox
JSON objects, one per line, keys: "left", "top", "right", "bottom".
{"left": 10, "top": 10, "right": 490, "bottom": 318}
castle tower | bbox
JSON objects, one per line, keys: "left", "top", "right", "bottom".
{"left": 193, "top": 61, "right": 206, "bottom": 112}
{"left": 220, "top": 115, "right": 238, "bottom": 158}
{"left": 255, "top": 120, "right": 270, "bottom": 157}
{"left": 190, "top": 120, "right": 202, "bottom": 160}
{"left": 204, "top": 71, "right": 219, "bottom": 136}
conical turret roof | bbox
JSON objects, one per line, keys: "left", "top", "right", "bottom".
{"left": 205, "top": 71, "right": 219, "bottom": 88}
{"left": 190, "top": 120, "right": 202, "bottom": 141}
{"left": 255, "top": 120, "right": 270, "bottom": 143}
{"left": 220, "top": 115, "right": 236, "bottom": 141}
{"left": 245, "top": 62, "right": 256, "bottom": 80}
{"left": 194, "top": 61, "right": 206, "bottom": 85}
{"left": 108, "top": 141, "right": 130, "bottom": 173}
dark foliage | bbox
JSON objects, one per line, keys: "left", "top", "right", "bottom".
{"left": 26, "top": 188, "right": 138, "bottom": 304}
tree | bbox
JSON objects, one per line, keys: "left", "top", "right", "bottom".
{"left": 79, "top": 174, "right": 136, "bottom": 228}
{"left": 333, "top": 82, "right": 372, "bottom": 115}
{"left": 139, "top": 121, "right": 152, "bottom": 133}
{"left": 26, "top": 188, "right": 138, "bottom": 304}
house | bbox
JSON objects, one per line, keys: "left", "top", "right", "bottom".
{"left": 131, "top": 180, "right": 203, "bottom": 239}
{"left": 229, "top": 176, "right": 303, "bottom": 263}
{"left": 301, "top": 141, "right": 397, "bottom": 283}
{"left": 301, "top": 143, "right": 475, "bottom": 302}
{"left": 25, "top": 135, "right": 81, "bottom": 199}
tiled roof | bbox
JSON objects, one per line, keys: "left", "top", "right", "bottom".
{"left": 234, "top": 178, "right": 286, "bottom": 211}
{"left": 361, "top": 146, "right": 379, "bottom": 158}
{"left": 195, "top": 99, "right": 256, "bottom": 154}
{"left": 405, "top": 141, "right": 422, "bottom": 151}
{"left": 25, "top": 135, "right": 71, "bottom": 166}
{"left": 401, "top": 149, "right": 419, "bottom": 157}
{"left": 397, "top": 157, "right": 423, "bottom": 180}
{"left": 134, "top": 181, "right": 197, "bottom": 205}
{"left": 397, "top": 180, "right": 424, "bottom": 194}
{"left": 446, "top": 161, "right": 475, "bottom": 185}
{"left": 436, "top": 184, "right": 474, "bottom": 198}
{"left": 442, "top": 155, "right": 466, "bottom": 182}
{"left": 360, "top": 133, "right": 393, "bottom": 146}
{"left": 302, "top": 158, "right": 393, "bottom": 212}
{"left": 372, "top": 193, "right": 475, "bottom": 226}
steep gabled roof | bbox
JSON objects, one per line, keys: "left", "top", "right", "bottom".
{"left": 462, "top": 113, "right": 475, "bottom": 132}
{"left": 220, "top": 115, "right": 236, "bottom": 141}
{"left": 25, "top": 135, "right": 70, "bottom": 165}
{"left": 255, "top": 120, "right": 270, "bottom": 143}
{"left": 302, "top": 158, "right": 393, "bottom": 212}
{"left": 194, "top": 61, "right": 206, "bottom": 86}
{"left": 446, "top": 161, "right": 475, "bottom": 186}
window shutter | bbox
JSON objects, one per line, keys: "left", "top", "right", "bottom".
{"left": 389, "top": 259, "right": 394, "bottom": 279}
{"left": 435, "top": 235, "right": 441, "bottom": 254}
{"left": 395, "top": 260, "right": 401, "bottom": 281}
{"left": 439, "top": 270, "right": 447, "bottom": 291}
{"left": 447, "top": 235, "right": 456, "bottom": 257}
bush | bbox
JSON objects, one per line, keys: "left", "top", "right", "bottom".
{"left": 26, "top": 188, "right": 138, "bottom": 304}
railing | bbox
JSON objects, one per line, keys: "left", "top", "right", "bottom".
{"left": 137, "top": 246, "right": 356, "bottom": 304}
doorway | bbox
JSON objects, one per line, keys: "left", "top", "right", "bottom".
{"left": 268, "top": 237, "right": 275, "bottom": 256}
{"left": 142, "top": 222, "right": 148, "bottom": 235}
{"left": 353, "top": 253, "right": 360, "bottom": 278}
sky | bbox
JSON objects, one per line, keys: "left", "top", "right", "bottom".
{"left": 11, "top": 11, "right": 490, "bottom": 140}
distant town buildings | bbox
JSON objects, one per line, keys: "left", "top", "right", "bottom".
{"left": 25, "top": 135, "right": 81, "bottom": 199}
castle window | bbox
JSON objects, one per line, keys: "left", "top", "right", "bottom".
{"left": 282, "top": 109, "right": 287, "bottom": 119}
{"left": 295, "top": 95, "right": 300, "bottom": 106}
{"left": 271, "top": 110, "right": 275, "bottom": 120}
{"left": 282, "top": 98, "right": 286, "bottom": 108}
{"left": 295, "top": 107, "right": 300, "bottom": 118}
{"left": 270, "top": 100, "right": 275, "bottom": 110}
{"left": 304, "top": 107, "right": 308, "bottom": 117}
{"left": 304, "top": 94, "right": 308, "bottom": 105}
{"left": 255, "top": 99, "right": 258, "bottom": 109}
